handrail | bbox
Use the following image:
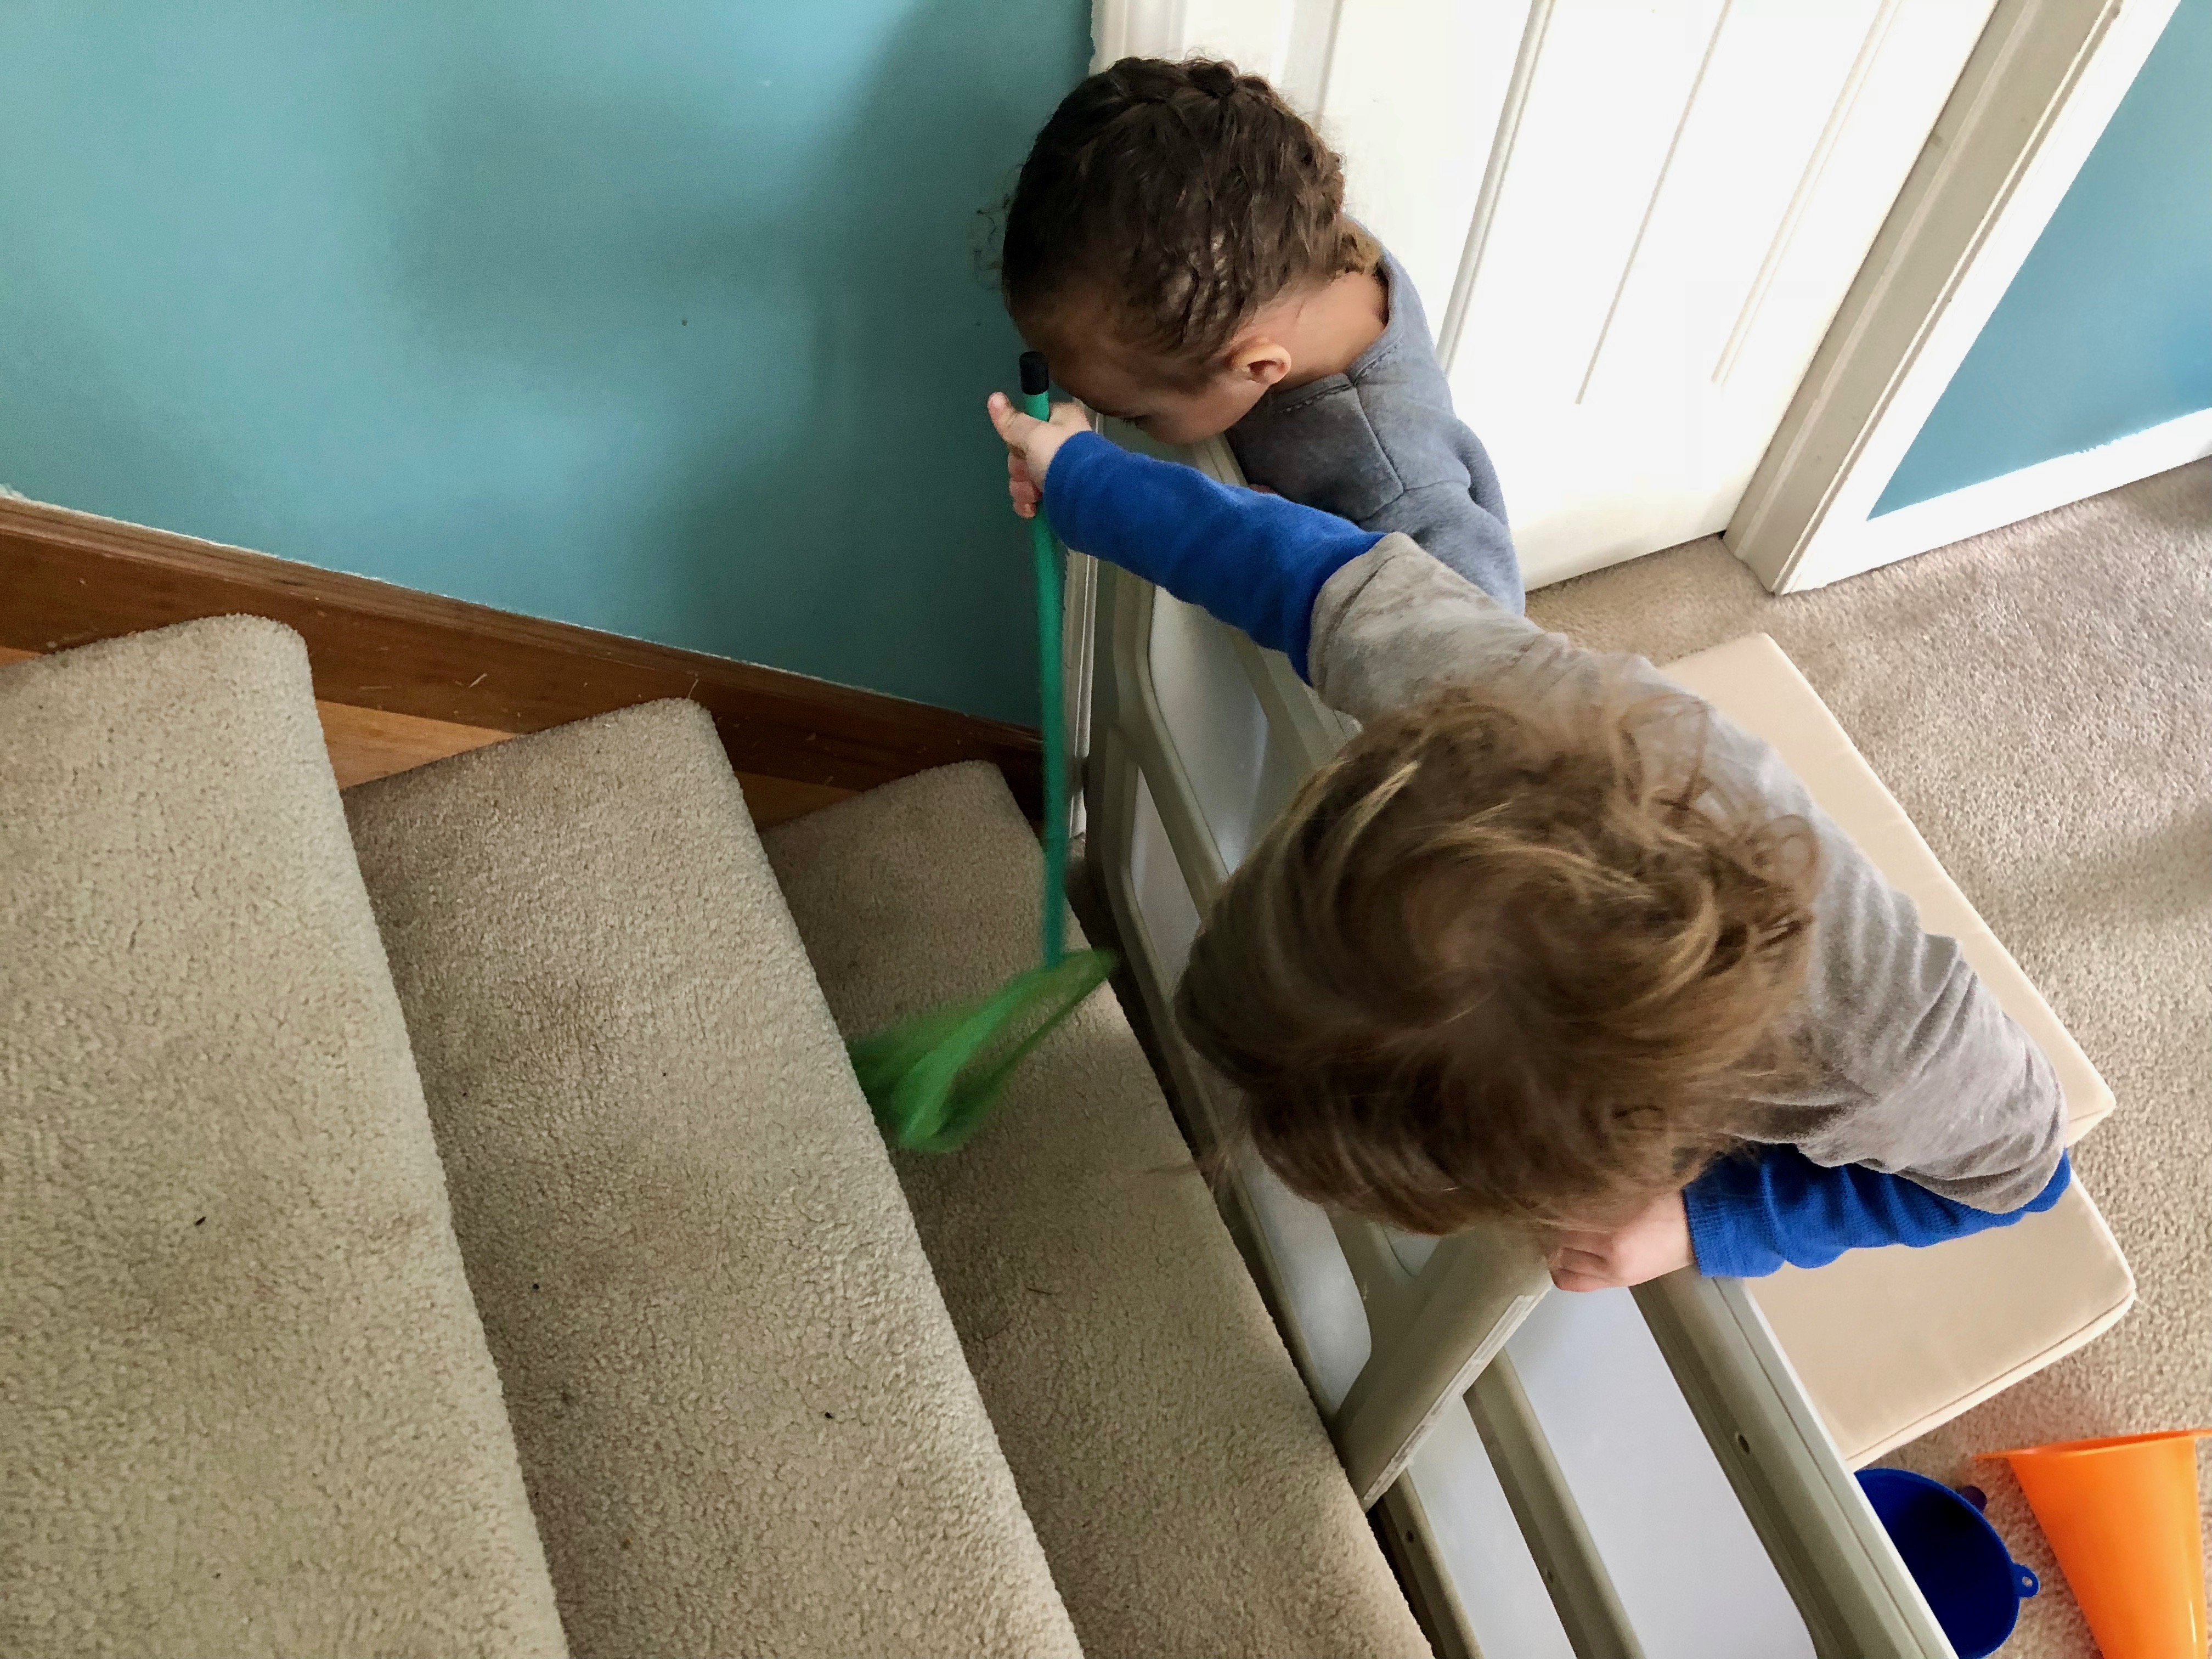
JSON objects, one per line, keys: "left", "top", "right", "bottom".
{"left": 1636, "top": 1275, "right": 1952, "bottom": 1656}
{"left": 1333, "top": 1224, "right": 1549, "bottom": 1508}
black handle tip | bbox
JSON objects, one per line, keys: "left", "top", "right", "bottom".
{"left": 1019, "top": 352, "right": 1050, "bottom": 396}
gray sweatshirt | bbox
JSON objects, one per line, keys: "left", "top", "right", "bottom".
{"left": 1308, "top": 535, "right": 2068, "bottom": 1213}
{"left": 1228, "top": 246, "right": 1524, "bottom": 612}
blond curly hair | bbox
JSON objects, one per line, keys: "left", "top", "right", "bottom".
{"left": 1001, "top": 57, "right": 1380, "bottom": 385}
{"left": 1175, "top": 678, "right": 1822, "bottom": 1235}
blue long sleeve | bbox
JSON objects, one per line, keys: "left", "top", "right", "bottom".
{"left": 1685, "top": 1147, "right": 2073, "bottom": 1278}
{"left": 1042, "top": 431, "right": 1381, "bottom": 679}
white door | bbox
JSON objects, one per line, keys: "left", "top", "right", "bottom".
{"left": 1100, "top": 0, "right": 1999, "bottom": 588}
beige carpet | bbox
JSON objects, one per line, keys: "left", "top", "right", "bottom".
{"left": 1527, "top": 458, "right": 2212, "bottom": 1658}
{"left": 767, "top": 763, "right": 1432, "bottom": 1659}
{"left": 344, "top": 702, "right": 1081, "bottom": 1659}
{"left": 0, "top": 618, "right": 567, "bottom": 1659}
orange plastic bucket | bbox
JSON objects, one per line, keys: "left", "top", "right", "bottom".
{"left": 1979, "top": 1429, "right": 2211, "bottom": 1659}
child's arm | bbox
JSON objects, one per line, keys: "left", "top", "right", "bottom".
{"left": 1551, "top": 1148, "right": 2074, "bottom": 1289}
{"left": 992, "top": 398, "right": 1381, "bottom": 678}
{"left": 995, "top": 396, "right": 1533, "bottom": 690}
{"left": 1043, "top": 430, "right": 1381, "bottom": 675}
{"left": 1684, "top": 1147, "right": 2073, "bottom": 1278}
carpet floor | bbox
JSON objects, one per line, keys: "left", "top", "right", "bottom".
{"left": 1526, "top": 458, "right": 2212, "bottom": 1657}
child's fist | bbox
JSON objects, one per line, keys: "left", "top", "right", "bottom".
{"left": 987, "top": 393, "right": 1090, "bottom": 520}
{"left": 1546, "top": 1190, "right": 1695, "bottom": 1291}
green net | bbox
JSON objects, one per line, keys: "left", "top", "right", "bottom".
{"left": 849, "top": 950, "right": 1116, "bottom": 1152}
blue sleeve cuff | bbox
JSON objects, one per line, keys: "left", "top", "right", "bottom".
{"left": 1684, "top": 1171, "right": 1789, "bottom": 1279}
{"left": 1685, "top": 1147, "right": 2073, "bottom": 1279}
{"left": 1043, "top": 430, "right": 1380, "bottom": 677}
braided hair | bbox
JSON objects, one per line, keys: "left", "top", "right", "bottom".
{"left": 1002, "top": 58, "right": 1377, "bottom": 385}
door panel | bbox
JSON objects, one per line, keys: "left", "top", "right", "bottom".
{"left": 1319, "top": 0, "right": 1533, "bottom": 320}
{"left": 1424, "top": 0, "right": 1999, "bottom": 585}
{"left": 1151, "top": 0, "right": 1999, "bottom": 588}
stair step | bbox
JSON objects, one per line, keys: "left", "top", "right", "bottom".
{"left": 343, "top": 701, "right": 1081, "bottom": 1659}
{"left": 0, "top": 618, "right": 567, "bottom": 1659}
{"left": 766, "top": 762, "right": 1432, "bottom": 1659}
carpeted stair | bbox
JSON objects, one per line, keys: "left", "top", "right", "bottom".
{"left": 768, "top": 764, "right": 1429, "bottom": 1658}
{"left": 1, "top": 617, "right": 1425, "bottom": 1658}
{"left": 0, "top": 619, "right": 568, "bottom": 1659}
{"left": 343, "top": 700, "right": 1080, "bottom": 1659}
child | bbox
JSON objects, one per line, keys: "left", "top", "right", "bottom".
{"left": 998, "top": 56, "right": 1522, "bottom": 613}
{"left": 983, "top": 394, "right": 2073, "bottom": 1290}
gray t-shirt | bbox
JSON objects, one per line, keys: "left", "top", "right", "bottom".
{"left": 1305, "top": 535, "right": 2068, "bottom": 1213}
{"left": 1228, "top": 246, "right": 1523, "bottom": 612}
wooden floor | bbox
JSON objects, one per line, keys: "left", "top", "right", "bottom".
{"left": 0, "top": 645, "right": 852, "bottom": 828}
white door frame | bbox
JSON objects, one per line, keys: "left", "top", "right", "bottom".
{"left": 1724, "top": 0, "right": 2181, "bottom": 591}
{"left": 1088, "top": 0, "right": 2182, "bottom": 595}
{"left": 1090, "top": 1, "right": 1344, "bottom": 107}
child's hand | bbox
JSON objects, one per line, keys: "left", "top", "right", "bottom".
{"left": 1547, "top": 1190, "right": 1695, "bottom": 1291}
{"left": 987, "top": 393, "right": 1091, "bottom": 520}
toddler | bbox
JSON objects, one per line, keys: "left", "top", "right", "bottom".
{"left": 981, "top": 394, "right": 2072, "bottom": 1289}
{"left": 999, "top": 56, "right": 1522, "bottom": 612}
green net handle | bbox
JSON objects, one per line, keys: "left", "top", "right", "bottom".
{"left": 1023, "top": 380, "right": 1069, "bottom": 967}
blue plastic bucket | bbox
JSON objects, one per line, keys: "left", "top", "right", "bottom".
{"left": 1858, "top": 1469, "right": 2040, "bottom": 1659}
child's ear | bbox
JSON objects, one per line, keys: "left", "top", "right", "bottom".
{"left": 1229, "top": 337, "right": 1293, "bottom": 390}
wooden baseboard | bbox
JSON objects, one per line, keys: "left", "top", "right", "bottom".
{"left": 0, "top": 494, "right": 1041, "bottom": 816}
{"left": 0, "top": 640, "right": 857, "bottom": 826}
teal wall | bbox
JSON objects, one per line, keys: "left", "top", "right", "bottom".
{"left": 0, "top": 2, "right": 1090, "bottom": 725}
{"left": 1875, "top": 0, "right": 2212, "bottom": 514}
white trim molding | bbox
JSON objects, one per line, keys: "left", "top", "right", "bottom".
{"left": 1726, "top": 0, "right": 2182, "bottom": 594}
{"left": 1839, "top": 407, "right": 2212, "bottom": 575}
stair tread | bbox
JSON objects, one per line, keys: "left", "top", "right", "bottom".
{"left": 345, "top": 700, "right": 1080, "bottom": 1659}
{"left": 766, "top": 762, "right": 1432, "bottom": 1659}
{"left": 0, "top": 617, "right": 568, "bottom": 1659}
